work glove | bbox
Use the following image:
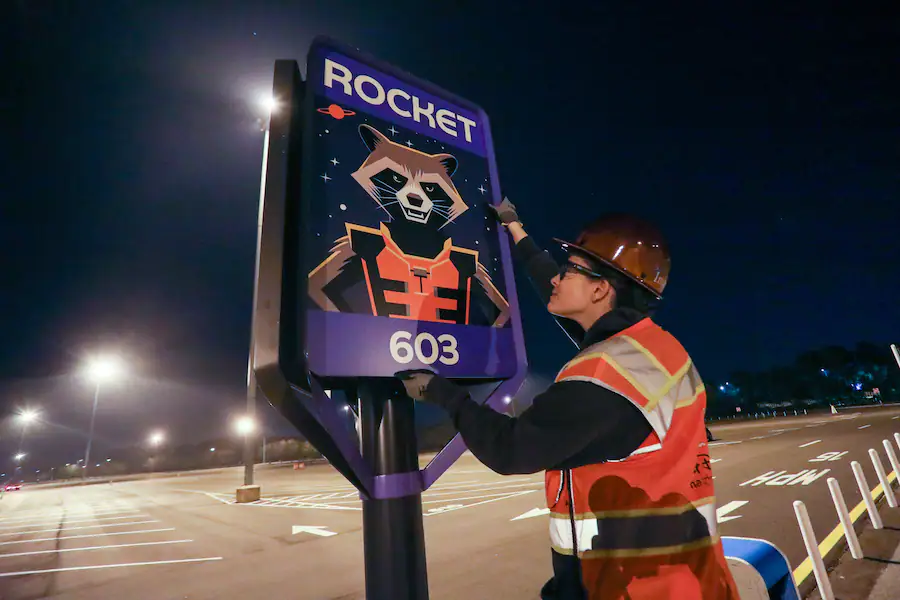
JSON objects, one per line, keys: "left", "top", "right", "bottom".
{"left": 486, "top": 197, "right": 520, "bottom": 227}
{"left": 395, "top": 369, "right": 437, "bottom": 401}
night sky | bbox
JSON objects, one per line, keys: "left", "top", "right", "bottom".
{"left": 4, "top": 2, "right": 899, "bottom": 467}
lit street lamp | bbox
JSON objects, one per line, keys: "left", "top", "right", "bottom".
{"left": 82, "top": 354, "right": 125, "bottom": 478}
{"left": 14, "top": 453, "right": 26, "bottom": 462}
{"left": 148, "top": 430, "right": 165, "bottom": 447}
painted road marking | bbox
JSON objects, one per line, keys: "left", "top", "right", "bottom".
{"left": 716, "top": 501, "right": 749, "bottom": 524}
{"left": 893, "top": 416, "right": 899, "bottom": 420}
{"left": 426, "top": 504, "right": 465, "bottom": 515}
{"left": 425, "top": 490, "right": 537, "bottom": 517}
{"left": 710, "top": 459, "right": 722, "bottom": 464}
{"left": 0, "top": 508, "right": 141, "bottom": 524}
{"left": 1, "top": 520, "right": 160, "bottom": 537}
{"left": 0, "top": 556, "right": 223, "bottom": 578}
{"left": 0, "top": 514, "right": 149, "bottom": 530}
{"left": 709, "top": 441, "right": 742, "bottom": 447}
{"left": 794, "top": 470, "right": 898, "bottom": 585}
{"left": 0, "top": 528, "right": 176, "bottom": 547}
{"left": 291, "top": 526, "right": 337, "bottom": 537}
{"left": 0, "top": 539, "right": 193, "bottom": 558}
{"left": 859, "top": 424, "right": 871, "bottom": 429}
{"left": 798, "top": 440, "right": 822, "bottom": 448}
{"left": 739, "top": 469, "right": 831, "bottom": 487}
{"left": 809, "top": 452, "right": 848, "bottom": 462}
{"left": 511, "top": 508, "right": 550, "bottom": 521}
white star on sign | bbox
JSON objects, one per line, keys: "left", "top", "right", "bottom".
{"left": 388, "top": 126, "right": 398, "bottom": 136}
{"left": 477, "top": 184, "right": 487, "bottom": 194}
{"left": 405, "top": 140, "right": 414, "bottom": 147}
{"left": 330, "top": 158, "right": 339, "bottom": 166}
{"left": 320, "top": 173, "right": 331, "bottom": 183}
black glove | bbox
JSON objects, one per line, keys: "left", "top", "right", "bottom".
{"left": 486, "top": 197, "right": 520, "bottom": 227}
{"left": 395, "top": 369, "right": 437, "bottom": 401}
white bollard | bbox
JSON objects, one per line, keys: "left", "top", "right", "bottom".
{"left": 793, "top": 500, "right": 835, "bottom": 600}
{"left": 869, "top": 449, "right": 897, "bottom": 508}
{"left": 883, "top": 439, "right": 900, "bottom": 479}
{"left": 851, "top": 460, "right": 883, "bottom": 529}
{"left": 827, "top": 477, "right": 862, "bottom": 559}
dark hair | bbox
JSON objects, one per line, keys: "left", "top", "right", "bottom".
{"left": 575, "top": 252, "right": 660, "bottom": 315}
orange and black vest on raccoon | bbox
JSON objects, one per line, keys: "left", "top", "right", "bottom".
{"left": 546, "top": 318, "right": 739, "bottom": 600}
{"left": 348, "top": 223, "right": 478, "bottom": 324}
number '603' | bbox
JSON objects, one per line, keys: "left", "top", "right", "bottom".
{"left": 389, "top": 331, "right": 459, "bottom": 366}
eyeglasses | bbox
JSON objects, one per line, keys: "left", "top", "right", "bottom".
{"left": 557, "top": 261, "right": 605, "bottom": 280}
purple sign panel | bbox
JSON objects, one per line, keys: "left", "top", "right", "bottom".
{"left": 302, "top": 39, "right": 525, "bottom": 379}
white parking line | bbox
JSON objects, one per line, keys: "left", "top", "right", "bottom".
{"left": 424, "top": 490, "right": 536, "bottom": 516}
{"left": 799, "top": 440, "right": 822, "bottom": 448}
{"left": 1, "top": 520, "right": 160, "bottom": 537}
{"left": 0, "top": 556, "right": 223, "bottom": 577}
{"left": 859, "top": 425, "right": 871, "bottom": 430}
{"left": 0, "top": 508, "right": 140, "bottom": 524}
{"left": 0, "top": 539, "right": 193, "bottom": 558}
{"left": 0, "top": 514, "right": 149, "bottom": 531}
{"left": 422, "top": 490, "right": 539, "bottom": 505}
{"left": 0, "top": 528, "right": 176, "bottom": 547}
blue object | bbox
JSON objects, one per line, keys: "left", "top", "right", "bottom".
{"left": 722, "top": 536, "right": 800, "bottom": 600}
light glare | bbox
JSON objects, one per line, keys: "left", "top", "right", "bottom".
{"left": 234, "top": 416, "right": 256, "bottom": 436}
{"left": 85, "top": 354, "right": 125, "bottom": 383}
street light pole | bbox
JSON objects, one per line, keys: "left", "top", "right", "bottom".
{"left": 83, "top": 382, "right": 101, "bottom": 479}
{"left": 244, "top": 114, "right": 271, "bottom": 487}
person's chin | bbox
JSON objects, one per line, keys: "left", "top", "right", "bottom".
{"left": 547, "top": 300, "right": 565, "bottom": 317}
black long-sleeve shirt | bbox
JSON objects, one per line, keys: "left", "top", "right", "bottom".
{"left": 424, "top": 235, "right": 653, "bottom": 475}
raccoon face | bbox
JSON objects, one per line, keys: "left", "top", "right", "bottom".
{"left": 352, "top": 125, "right": 467, "bottom": 229}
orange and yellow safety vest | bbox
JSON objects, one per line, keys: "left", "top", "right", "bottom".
{"left": 545, "top": 318, "right": 739, "bottom": 599}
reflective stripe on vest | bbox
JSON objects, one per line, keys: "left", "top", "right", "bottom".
{"left": 549, "top": 500, "right": 718, "bottom": 557}
{"left": 555, "top": 330, "right": 705, "bottom": 448}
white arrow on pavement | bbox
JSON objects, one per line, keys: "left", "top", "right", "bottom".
{"left": 292, "top": 526, "right": 337, "bottom": 537}
{"left": 511, "top": 508, "right": 550, "bottom": 521}
{"left": 716, "top": 501, "right": 749, "bottom": 524}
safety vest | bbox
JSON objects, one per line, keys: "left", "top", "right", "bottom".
{"left": 545, "top": 318, "right": 739, "bottom": 600}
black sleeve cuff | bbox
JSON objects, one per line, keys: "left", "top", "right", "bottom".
{"left": 424, "top": 375, "right": 470, "bottom": 414}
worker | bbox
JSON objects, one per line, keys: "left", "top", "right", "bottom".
{"left": 396, "top": 198, "right": 739, "bottom": 599}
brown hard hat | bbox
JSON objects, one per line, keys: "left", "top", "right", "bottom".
{"left": 553, "top": 213, "right": 671, "bottom": 298}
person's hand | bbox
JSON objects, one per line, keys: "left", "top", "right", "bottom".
{"left": 395, "top": 369, "right": 436, "bottom": 401}
{"left": 486, "top": 197, "right": 520, "bottom": 227}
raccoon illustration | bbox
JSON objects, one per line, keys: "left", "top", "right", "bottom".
{"left": 308, "top": 124, "right": 509, "bottom": 327}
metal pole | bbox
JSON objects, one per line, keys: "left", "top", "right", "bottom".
{"left": 827, "top": 477, "right": 862, "bottom": 559}
{"left": 17, "top": 424, "right": 27, "bottom": 454}
{"left": 359, "top": 380, "right": 429, "bottom": 600}
{"left": 243, "top": 127, "right": 270, "bottom": 488}
{"left": 868, "top": 449, "right": 896, "bottom": 508}
{"left": 851, "top": 460, "right": 883, "bottom": 529}
{"left": 83, "top": 382, "right": 101, "bottom": 479}
{"left": 890, "top": 344, "right": 900, "bottom": 370}
{"left": 793, "top": 500, "right": 835, "bottom": 600}
{"left": 262, "top": 435, "right": 267, "bottom": 464}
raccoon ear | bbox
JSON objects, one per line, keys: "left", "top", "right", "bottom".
{"left": 435, "top": 154, "right": 458, "bottom": 177}
{"left": 358, "top": 124, "right": 389, "bottom": 152}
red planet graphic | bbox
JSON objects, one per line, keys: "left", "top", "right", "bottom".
{"left": 317, "top": 104, "right": 357, "bottom": 120}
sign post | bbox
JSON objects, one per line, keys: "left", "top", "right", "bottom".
{"left": 252, "top": 38, "right": 527, "bottom": 598}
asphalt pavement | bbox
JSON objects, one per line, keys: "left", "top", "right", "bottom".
{"left": 2, "top": 406, "right": 900, "bottom": 599}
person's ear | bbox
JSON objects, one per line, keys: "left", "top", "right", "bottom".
{"left": 592, "top": 280, "right": 611, "bottom": 304}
